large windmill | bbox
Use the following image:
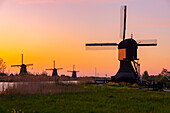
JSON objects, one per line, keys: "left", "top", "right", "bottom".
{"left": 67, "top": 65, "right": 79, "bottom": 78}
{"left": 86, "top": 5, "right": 157, "bottom": 83}
{"left": 11, "top": 54, "right": 33, "bottom": 74}
{"left": 46, "top": 60, "right": 63, "bottom": 76}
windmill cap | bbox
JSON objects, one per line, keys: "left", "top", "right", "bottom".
{"left": 118, "top": 38, "right": 137, "bottom": 49}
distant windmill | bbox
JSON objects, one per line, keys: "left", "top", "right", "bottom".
{"left": 86, "top": 5, "right": 157, "bottom": 83}
{"left": 67, "top": 65, "right": 79, "bottom": 78}
{"left": 11, "top": 54, "right": 33, "bottom": 74}
{"left": 46, "top": 60, "right": 63, "bottom": 76}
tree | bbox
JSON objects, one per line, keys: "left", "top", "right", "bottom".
{"left": 161, "top": 68, "right": 167, "bottom": 75}
{"left": 142, "top": 70, "right": 149, "bottom": 79}
{"left": 0, "top": 58, "right": 6, "bottom": 73}
{"left": 40, "top": 71, "right": 48, "bottom": 76}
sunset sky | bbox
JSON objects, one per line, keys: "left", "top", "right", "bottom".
{"left": 0, "top": 0, "right": 170, "bottom": 77}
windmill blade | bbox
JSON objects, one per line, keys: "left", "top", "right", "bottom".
{"left": 86, "top": 43, "right": 117, "bottom": 50}
{"left": 53, "top": 60, "right": 55, "bottom": 68}
{"left": 86, "top": 43, "right": 118, "bottom": 46}
{"left": 86, "top": 46, "right": 117, "bottom": 51}
{"left": 26, "top": 64, "right": 33, "bottom": 66}
{"left": 73, "top": 65, "right": 75, "bottom": 71}
{"left": 137, "top": 43, "right": 157, "bottom": 46}
{"left": 46, "top": 69, "right": 53, "bottom": 70}
{"left": 137, "top": 39, "right": 157, "bottom": 46}
{"left": 120, "top": 6, "right": 124, "bottom": 39}
{"left": 75, "top": 71, "right": 80, "bottom": 72}
{"left": 120, "top": 5, "right": 127, "bottom": 40}
{"left": 21, "top": 54, "right": 23, "bottom": 64}
{"left": 11, "top": 65, "right": 21, "bottom": 67}
{"left": 123, "top": 5, "right": 127, "bottom": 40}
{"left": 57, "top": 68, "right": 63, "bottom": 70}
{"left": 67, "top": 70, "right": 73, "bottom": 72}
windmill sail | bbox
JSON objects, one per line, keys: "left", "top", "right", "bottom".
{"left": 123, "top": 5, "right": 127, "bottom": 40}
{"left": 86, "top": 46, "right": 117, "bottom": 51}
{"left": 137, "top": 39, "right": 157, "bottom": 46}
{"left": 46, "top": 69, "right": 53, "bottom": 70}
{"left": 11, "top": 65, "right": 21, "bottom": 67}
{"left": 86, "top": 43, "right": 118, "bottom": 46}
{"left": 26, "top": 64, "right": 33, "bottom": 66}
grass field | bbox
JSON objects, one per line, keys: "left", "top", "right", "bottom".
{"left": 0, "top": 85, "right": 170, "bottom": 113}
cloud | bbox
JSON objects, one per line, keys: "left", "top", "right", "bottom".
{"left": 13, "top": 0, "right": 131, "bottom": 5}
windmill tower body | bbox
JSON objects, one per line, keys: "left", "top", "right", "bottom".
{"left": 52, "top": 68, "right": 58, "bottom": 76}
{"left": 72, "top": 71, "right": 77, "bottom": 78}
{"left": 86, "top": 5, "right": 157, "bottom": 84}
{"left": 20, "top": 64, "right": 27, "bottom": 74}
{"left": 11, "top": 54, "right": 33, "bottom": 74}
{"left": 46, "top": 60, "right": 62, "bottom": 76}
{"left": 114, "top": 39, "right": 139, "bottom": 83}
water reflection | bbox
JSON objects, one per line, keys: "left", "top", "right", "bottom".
{"left": 0, "top": 81, "right": 79, "bottom": 92}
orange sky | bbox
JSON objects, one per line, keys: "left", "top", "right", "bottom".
{"left": 0, "top": 0, "right": 170, "bottom": 77}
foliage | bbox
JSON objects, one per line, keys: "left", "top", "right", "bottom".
{"left": 61, "top": 74, "right": 65, "bottom": 77}
{"left": 142, "top": 70, "right": 149, "bottom": 79}
{"left": 166, "top": 82, "right": 170, "bottom": 89}
{"left": 154, "top": 74, "right": 163, "bottom": 82}
{"left": 107, "top": 82, "right": 139, "bottom": 88}
{"left": 40, "top": 71, "right": 48, "bottom": 76}
{"left": 161, "top": 68, "right": 167, "bottom": 75}
{"left": 107, "top": 82, "right": 119, "bottom": 86}
{"left": 0, "top": 58, "right": 6, "bottom": 73}
{"left": 131, "top": 83, "right": 139, "bottom": 88}
{"left": 0, "top": 73, "right": 7, "bottom": 76}
{"left": 0, "top": 85, "right": 170, "bottom": 113}
{"left": 119, "top": 82, "right": 131, "bottom": 87}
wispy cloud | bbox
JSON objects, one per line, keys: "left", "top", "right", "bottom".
{"left": 13, "top": 0, "right": 131, "bottom": 5}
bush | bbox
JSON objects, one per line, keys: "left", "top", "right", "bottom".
{"left": 119, "top": 82, "right": 131, "bottom": 87}
{"left": 131, "top": 83, "right": 139, "bottom": 88}
{"left": 107, "top": 82, "right": 119, "bottom": 86}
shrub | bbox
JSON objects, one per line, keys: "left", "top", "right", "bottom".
{"left": 107, "top": 82, "right": 119, "bottom": 86}
{"left": 119, "top": 82, "right": 131, "bottom": 87}
{"left": 131, "top": 83, "right": 139, "bottom": 88}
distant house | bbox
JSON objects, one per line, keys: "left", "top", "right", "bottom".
{"left": 159, "top": 75, "right": 170, "bottom": 82}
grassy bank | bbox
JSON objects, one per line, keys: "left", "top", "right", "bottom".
{"left": 0, "top": 85, "right": 170, "bottom": 113}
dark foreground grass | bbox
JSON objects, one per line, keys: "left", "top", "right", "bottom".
{"left": 0, "top": 86, "right": 170, "bottom": 113}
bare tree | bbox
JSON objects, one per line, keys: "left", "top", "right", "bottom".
{"left": 0, "top": 58, "right": 6, "bottom": 73}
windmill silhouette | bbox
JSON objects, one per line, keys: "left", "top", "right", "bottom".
{"left": 46, "top": 60, "right": 63, "bottom": 76}
{"left": 67, "top": 65, "right": 79, "bottom": 78}
{"left": 11, "top": 54, "right": 33, "bottom": 74}
{"left": 86, "top": 5, "right": 157, "bottom": 83}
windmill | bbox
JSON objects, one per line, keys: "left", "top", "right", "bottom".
{"left": 86, "top": 5, "right": 157, "bottom": 83}
{"left": 11, "top": 54, "right": 33, "bottom": 74}
{"left": 46, "top": 60, "right": 63, "bottom": 76}
{"left": 67, "top": 65, "right": 79, "bottom": 78}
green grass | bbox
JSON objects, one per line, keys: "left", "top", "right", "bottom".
{"left": 0, "top": 85, "right": 170, "bottom": 113}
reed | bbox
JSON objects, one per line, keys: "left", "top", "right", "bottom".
{"left": 5, "top": 82, "right": 88, "bottom": 94}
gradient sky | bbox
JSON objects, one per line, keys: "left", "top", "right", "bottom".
{"left": 0, "top": 0, "right": 170, "bottom": 77}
